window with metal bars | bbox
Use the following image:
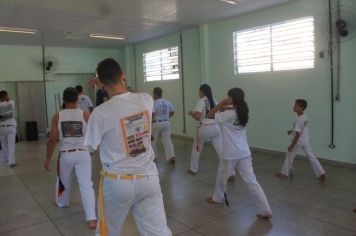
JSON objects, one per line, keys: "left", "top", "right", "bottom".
{"left": 233, "top": 17, "right": 315, "bottom": 74}
{"left": 143, "top": 46, "right": 179, "bottom": 82}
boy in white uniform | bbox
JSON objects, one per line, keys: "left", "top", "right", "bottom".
{"left": 44, "top": 87, "right": 97, "bottom": 229}
{"left": 275, "top": 99, "right": 326, "bottom": 182}
{"left": 152, "top": 87, "right": 176, "bottom": 164}
{"left": 206, "top": 88, "right": 272, "bottom": 220}
{"left": 0, "top": 91, "right": 17, "bottom": 167}
{"left": 84, "top": 58, "right": 171, "bottom": 236}
{"left": 76, "top": 85, "right": 94, "bottom": 113}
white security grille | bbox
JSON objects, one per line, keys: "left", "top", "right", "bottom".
{"left": 143, "top": 46, "right": 179, "bottom": 82}
{"left": 233, "top": 17, "right": 314, "bottom": 74}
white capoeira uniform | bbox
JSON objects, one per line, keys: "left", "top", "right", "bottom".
{"left": 280, "top": 114, "right": 325, "bottom": 177}
{"left": 152, "top": 98, "right": 175, "bottom": 161}
{"left": 190, "top": 97, "right": 221, "bottom": 173}
{"left": 212, "top": 110, "right": 272, "bottom": 215}
{"left": 56, "top": 109, "right": 96, "bottom": 221}
{"left": 84, "top": 92, "right": 171, "bottom": 236}
{"left": 78, "top": 94, "right": 93, "bottom": 113}
{"left": 0, "top": 100, "right": 17, "bottom": 166}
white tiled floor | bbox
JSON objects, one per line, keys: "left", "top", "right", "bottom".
{"left": 0, "top": 138, "right": 356, "bottom": 236}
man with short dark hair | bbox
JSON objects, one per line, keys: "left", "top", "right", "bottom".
{"left": 152, "top": 87, "right": 176, "bottom": 163}
{"left": 45, "top": 87, "right": 97, "bottom": 229}
{"left": 0, "top": 90, "right": 17, "bottom": 167}
{"left": 84, "top": 58, "right": 171, "bottom": 236}
{"left": 75, "top": 85, "right": 94, "bottom": 113}
{"left": 95, "top": 86, "right": 108, "bottom": 107}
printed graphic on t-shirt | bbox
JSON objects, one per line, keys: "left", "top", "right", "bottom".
{"left": 120, "top": 111, "right": 150, "bottom": 157}
{"left": 61, "top": 121, "right": 83, "bottom": 138}
{"left": 0, "top": 104, "right": 14, "bottom": 122}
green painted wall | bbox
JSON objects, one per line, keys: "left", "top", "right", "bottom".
{"left": 118, "top": 0, "right": 356, "bottom": 164}
{"left": 204, "top": 0, "right": 356, "bottom": 164}
{"left": 0, "top": 45, "right": 120, "bottom": 128}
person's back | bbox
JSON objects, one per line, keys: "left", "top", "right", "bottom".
{"left": 0, "top": 100, "right": 16, "bottom": 126}
{"left": 151, "top": 87, "right": 176, "bottom": 163}
{"left": 78, "top": 94, "right": 93, "bottom": 113}
{"left": 45, "top": 87, "right": 97, "bottom": 229}
{"left": 0, "top": 91, "right": 17, "bottom": 167}
{"left": 96, "top": 88, "right": 108, "bottom": 106}
{"left": 58, "top": 108, "right": 87, "bottom": 151}
{"left": 84, "top": 58, "right": 171, "bottom": 236}
{"left": 153, "top": 98, "right": 173, "bottom": 121}
{"left": 88, "top": 92, "right": 156, "bottom": 174}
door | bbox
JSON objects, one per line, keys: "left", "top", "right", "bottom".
{"left": 17, "top": 82, "right": 47, "bottom": 139}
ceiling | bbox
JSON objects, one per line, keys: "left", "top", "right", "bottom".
{"left": 0, "top": 0, "right": 294, "bottom": 48}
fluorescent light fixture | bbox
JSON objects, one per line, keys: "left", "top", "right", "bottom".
{"left": 89, "top": 33, "right": 125, "bottom": 40}
{"left": 0, "top": 26, "right": 37, "bottom": 34}
{"left": 220, "top": 0, "right": 238, "bottom": 4}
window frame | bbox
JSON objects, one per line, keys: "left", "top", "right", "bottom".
{"left": 143, "top": 46, "right": 180, "bottom": 82}
{"left": 233, "top": 16, "right": 315, "bottom": 75}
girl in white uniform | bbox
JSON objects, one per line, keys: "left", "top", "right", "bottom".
{"left": 44, "top": 87, "right": 97, "bottom": 229}
{"left": 188, "top": 84, "right": 221, "bottom": 174}
{"left": 206, "top": 88, "right": 272, "bottom": 220}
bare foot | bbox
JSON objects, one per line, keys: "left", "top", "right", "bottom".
{"left": 228, "top": 175, "right": 235, "bottom": 182}
{"left": 168, "top": 157, "right": 175, "bottom": 164}
{"left": 206, "top": 197, "right": 222, "bottom": 204}
{"left": 318, "top": 174, "right": 326, "bottom": 182}
{"left": 275, "top": 172, "right": 288, "bottom": 179}
{"left": 187, "top": 169, "right": 197, "bottom": 175}
{"left": 88, "top": 220, "right": 97, "bottom": 230}
{"left": 256, "top": 213, "right": 272, "bottom": 220}
{"left": 9, "top": 164, "right": 17, "bottom": 168}
{"left": 353, "top": 209, "right": 356, "bottom": 213}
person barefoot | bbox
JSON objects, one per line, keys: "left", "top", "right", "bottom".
{"left": 206, "top": 88, "right": 272, "bottom": 220}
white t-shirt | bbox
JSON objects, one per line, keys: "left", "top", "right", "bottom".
{"left": 84, "top": 92, "right": 157, "bottom": 175}
{"left": 0, "top": 100, "right": 17, "bottom": 126}
{"left": 78, "top": 95, "right": 93, "bottom": 113}
{"left": 153, "top": 98, "right": 174, "bottom": 121}
{"left": 292, "top": 114, "right": 310, "bottom": 144}
{"left": 58, "top": 109, "right": 87, "bottom": 151}
{"left": 215, "top": 110, "right": 251, "bottom": 160}
{"left": 193, "top": 96, "right": 218, "bottom": 125}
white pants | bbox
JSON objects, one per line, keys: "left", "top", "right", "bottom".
{"left": 280, "top": 142, "right": 325, "bottom": 177}
{"left": 152, "top": 121, "right": 175, "bottom": 161}
{"left": 213, "top": 157, "right": 272, "bottom": 215}
{"left": 97, "top": 174, "right": 171, "bottom": 236}
{"left": 190, "top": 124, "right": 221, "bottom": 173}
{"left": 56, "top": 151, "right": 96, "bottom": 221}
{"left": 0, "top": 126, "right": 16, "bottom": 165}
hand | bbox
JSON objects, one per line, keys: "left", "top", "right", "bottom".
{"left": 88, "top": 76, "right": 101, "bottom": 88}
{"left": 288, "top": 145, "right": 294, "bottom": 152}
{"left": 44, "top": 159, "right": 51, "bottom": 171}
{"left": 287, "top": 130, "right": 292, "bottom": 135}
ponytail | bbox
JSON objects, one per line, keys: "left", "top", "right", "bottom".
{"left": 200, "top": 84, "right": 215, "bottom": 110}
{"left": 228, "top": 88, "right": 249, "bottom": 127}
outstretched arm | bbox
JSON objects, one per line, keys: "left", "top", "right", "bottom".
{"left": 206, "top": 98, "right": 231, "bottom": 119}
